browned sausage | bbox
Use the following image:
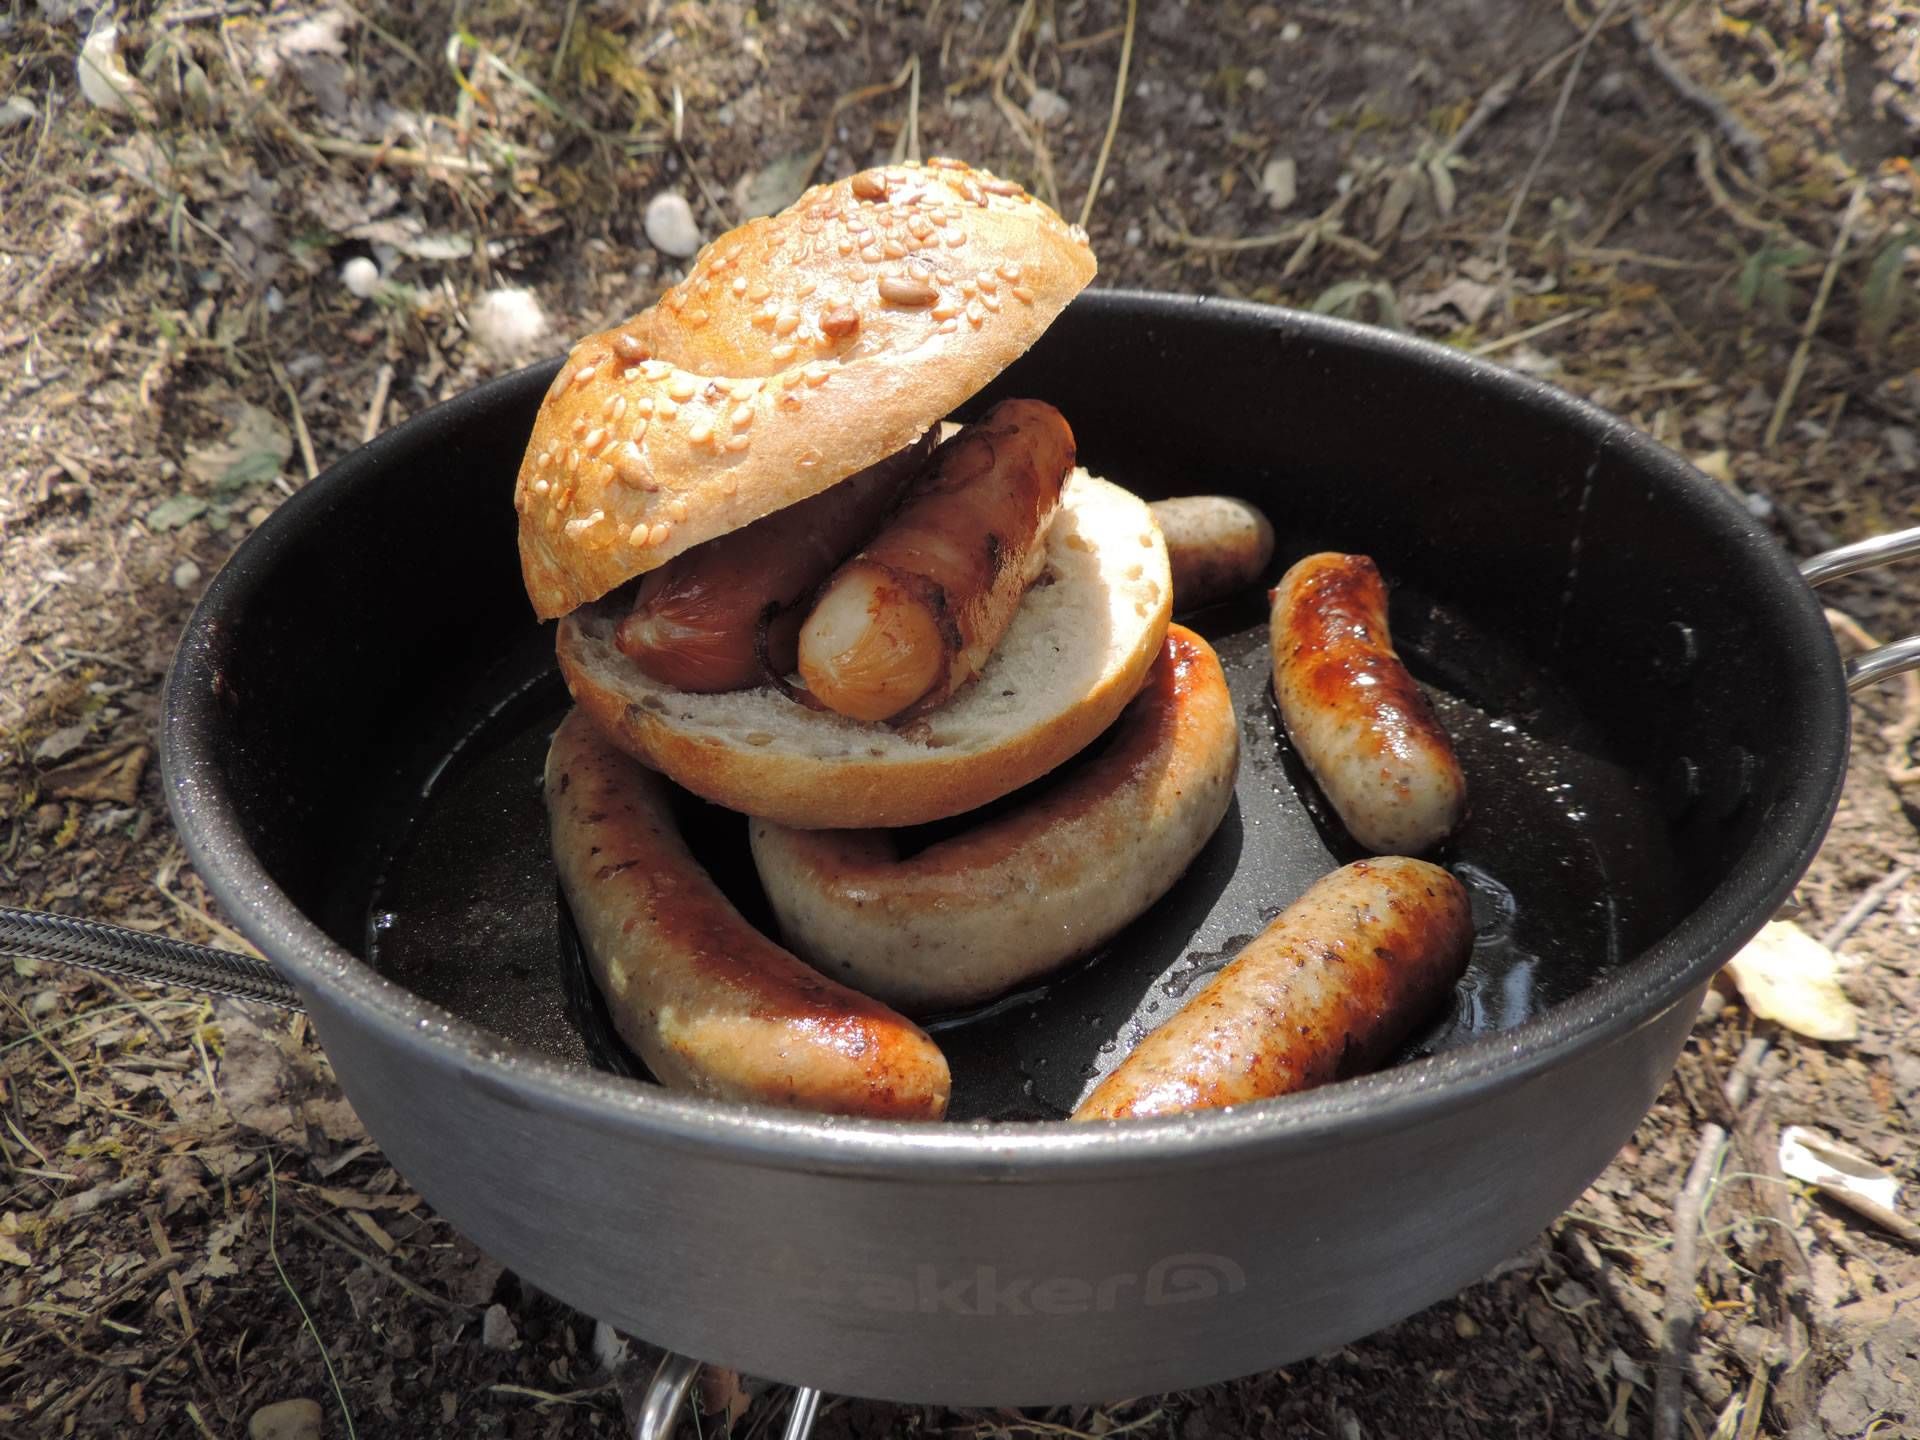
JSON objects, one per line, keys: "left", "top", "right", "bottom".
{"left": 545, "top": 708, "right": 951, "bottom": 1119}
{"left": 796, "top": 398, "right": 1073, "bottom": 722}
{"left": 751, "top": 627, "right": 1238, "bottom": 1014}
{"left": 1150, "top": 496, "right": 1275, "bottom": 610}
{"left": 1073, "top": 858, "right": 1472, "bottom": 1120}
{"left": 1271, "top": 553, "right": 1467, "bottom": 854}
{"left": 613, "top": 432, "right": 934, "bottom": 691}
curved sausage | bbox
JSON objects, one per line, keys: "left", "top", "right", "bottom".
{"left": 614, "top": 432, "right": 934, "bottom": 692}
{"left": 1150, "top": 496, "right": 1275, "bottom": 610}
{"left": 1074, "top": 858, "right": 1472, "bottom": 1120}
{"left": 750, "top": 627, "right": 1238, "bottom": 1014}
{"left": 544, "top": 709, "right": 950, "bottom": 1119}
{"left": 1270, "top": 553, "right": 1466, "bottom": 854}
{"left": 797, "top": 398, "right": 1072, "bottom": 722}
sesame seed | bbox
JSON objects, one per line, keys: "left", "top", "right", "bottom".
{"left": 1068, "top": 224, "right": 1091, "bottom": 246}
{"left": 981, "top": 292, "right": 1001, "bottom": 312}
{"left": 1138, "top": 532, "right": 1154, "bottom": 547}
{"left": 635, "top": 396, "right": 654, "bottom": 416}
{"left": 683, "top": 308, "right": 710, "bottom": 328}
{"left": 1126, "top": 563, "right": 1144, "bottom": 581}
{"left": 687, "top": 419, "right": 713, "bottom": 445}
{"left": 938, "top": 319, "right": 958, "bottom": 334}
{"left": 627, "top": 522, "right": 650, "bottom": 547}
{"left": 571, "top": 417, "right": 588, "bottom": 440}
{"left": 641, "top": 360, "right": 671, "bottom": 381}
{"left": 769, "top": 341, "right": 796, "bottom": 360}
{"left": 649, "top": 522, "right": 672, "bottom": 546}
{"left": 1011, "top": 285, "right": 1035, "bottom": 304}
{"left": 731, "top": 276, "right": 748, "bottom": 296}
{"left": 795, "top": 279, "right": 817, "bottom": 298}
{"left": 536, "top": 450, "right": 553, "bottom": 469}
{"left": 797, "top": 446, "right": 823, "bottom": 468}
{"left": 836, "top": 239, "right": 855, "bottom": 256}
{"left": 703, "top": 380, "right": 729, "bottom": 402}
{"left": 946, "top": 229, "right": 968, "bottom": 247}
{"left": 998, "top": 262, "right": 1023, "bottom": 281}
{"left": 669, "top": 496, "right": 690, "bottom": 522}
{"left": 726, "top": 404, "right": 752, "bottom": 431}
{"left": 657, "top": 399, "right": 678, "bottom": 420}
{"left": 803, "top": 365, "right": 831, "bottom": 386}
{"left": 773, "top": 310, "right": 801, "bottom": 336}
{"left": 878, "top": 275, "right": 938, "bottom": 307}
{"left": 966, "top": 301, "right": 985, "bottom": 328}
{"left": 546, "top": 367, "right": 571, "bottom": 399}
{"left": 980, "top": 177, "right": 1023, "bottom": 196}
{"left": 668, "top": 375, "right": 696, "bottom": 401}
{"left": 860, "top": 246, "right": 883, "bottom": 265}
{"left": 931, "top": 302, "right": 959, "bottom": 321}
{"left": 565, "top": 509, "right": 604, "bottom": 538}
{"left": 882, "top": 240, "right": 906, "bottom": 259}
{"left": 532, "top": 477, "right": 550, "bottom": 494}
{"left": 734, "top": 378, "right": 763, "bottom": 396}
{"left": 777, "top": 391, "right": 802, "bottom": 411}
{"left": 612, "top": 332, "right": 647, "bottom": 363}
{"left": 583, "top": 427, "right": 608, "bottom": 453}
{"left": 725, "top": 435, "right": 750, "bottom": 452}
{"left": 751, "top": 309, "right": 776, "bottom": 328}
{"left": 959, "top": 178, "right": 984, "bottom": 205}
{"left": 572, "top": 363, "right": 598, "bottom": 387}
{"left": 609, "top": 395, "right": 628, "bottom": 421}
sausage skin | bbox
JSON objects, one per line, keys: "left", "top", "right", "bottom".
{"left": 544, "top": 709, "right": 950, "bottom": 1119}
{"left": 1150, "top": 496, "right": 1275, "bottom": 611}
{"left": 1270, "top": 553, "right": 1467, "bottom": 854}
{"left": 614, "top": 432, "right": 934, "bottom": 692}
{"left": 797, "top": 398, "right": 1072, "bottom": 722}
{"left": 750, "top": 626, "right": 1239, "bottom": 1014}
{"left": 1073, "top": 858, "right": 1472, "bottom": 1120}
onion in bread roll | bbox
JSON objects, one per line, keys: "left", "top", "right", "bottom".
{"left": 520, "top": 158, "right": 1173, "bottom": 829}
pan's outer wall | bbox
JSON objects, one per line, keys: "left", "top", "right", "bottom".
{"left": 301, "top": 983, "right": 1698, "bottom": 1404}
{"left": 162, "top": 293, "right": 1848, "bottom": 1405}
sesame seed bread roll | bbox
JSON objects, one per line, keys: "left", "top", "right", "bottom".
{"left": 515, "top": 158, "right": 1098, "bottom": 621}
{"left": 554, "top": 470, "right": 1172, "bottom": 829}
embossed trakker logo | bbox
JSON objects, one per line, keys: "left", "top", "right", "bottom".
{"left": 853, "top": 1254, "right": 1248, "bottom": 1317}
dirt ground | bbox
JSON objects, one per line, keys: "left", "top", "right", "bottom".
{"left": 4, "top": 1, "right": 1919, "bottom": 1436}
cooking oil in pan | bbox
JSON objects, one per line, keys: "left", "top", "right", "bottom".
{"left": 363, "top": 587, "right": 1682, "bottom": 1123}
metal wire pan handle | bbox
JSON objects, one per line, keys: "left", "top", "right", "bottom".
{"left": 634, "top": 1352, "right": 820, "bottom": 1440}
{"left": 1800, "top": 523, "right": 1920, "bottom": 692}
{"left": 0, "top": 906, "right": 303, "bottom": 1011}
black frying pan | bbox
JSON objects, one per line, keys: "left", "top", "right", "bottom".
{"left": 8, "top": 293, "right": 1916, "bottom": 1410}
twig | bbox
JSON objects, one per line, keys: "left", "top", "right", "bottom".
{"left": 269, "top": 1156, "right": 360, "bottom": 1440}
{"left": 888, "top": 55, "right": 923, "bottom": 166}
{"left": 1811, "top": 1184, "right": 1920, "bottom": 1248}
{"left": 549, "top": 0, "right": 581, "bottom": 89}
{"left": 297, "top": 132, "right": 493, "bottom": 176}
{"left": 1655, "top": 1037, "right": 1771, "bottom": 1440}
{"left": 1631, "top": 12, "right": 1769, "bottom": 183}
{"left": 1440, "top": 67, "right": 1521, "bottom": 160}
{"left": 269, "top": 357, "right": 319, "bottom": 484}
{"left": 1473, "top": 309, "right": 1592, "bottom": 356}
{"left": 1820, "top": 865, "right": 1915, "bottom": 952}
{"left": 362, "top": 363, "right": 394, "bottom": 446}
{"left": 1495, "top": 0, "right": 1622, "bottom": 301}
{"left": 1688, "top": 131, "right": 1772, "bottom": 234}
{"left": 1077, "top": 0, "right": 1136, "bottom": 230}
{"left": 290, "top": 1209, "right": 473, "bottom": 1316}
{"left": 1765, "top": 184, "right": 1866, "bottom": 451}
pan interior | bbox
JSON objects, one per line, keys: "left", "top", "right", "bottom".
{"left": 363, "top": 552, "right": 1683, "bottom": 1122}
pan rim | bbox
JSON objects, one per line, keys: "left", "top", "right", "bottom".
{"left": 160, "top": 289, "right": 1850, "bottom": 1178}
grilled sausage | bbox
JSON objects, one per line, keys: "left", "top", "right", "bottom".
{"left": 544, "top": 709, "right": 950, "bottom": 1119}
{"left": 797, "top": 398, "right": 1072, "bottom": 722}
{"left": 1270, "top": 553, "right": 1466, "bottom": 854}
{"left": 751, "top": 627, "right": 1238, "bottom": 1014}
{"left": 614, "top": 432, "right": 934, "bottom": 692}
{"left": 1073, "top": 858, "right": 1472, "bottom": 1120}
{"left": 1150, "top": 496, "right": 1275, "bottom": 610}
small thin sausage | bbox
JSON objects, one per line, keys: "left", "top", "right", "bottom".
{"left": 614, "top": 432, "right": 933, "bottom": 692}
{"left": 545, "top": 709, "right": 950, "bottom": 1119}
{"left": 797, "top": 398, "right": 1073, "bottom": 722}
{"left": 1073, "top": 858, "right": 1472, "bottom": 1120}
{"left": 1270, "top": 553, "right": 1467, "bottom": 854}
{"left": 1150, "top": 496, "right": 1275, "bottom": 610}
{"left": 751, "top": 626, "right": 1238, "bottom": 1014}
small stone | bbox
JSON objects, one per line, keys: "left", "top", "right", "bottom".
{"left": 172, "top": 560, "right": 202, "bottom": 590}
{"left": 32, "top": 803, "right": 64, "bottom": 838}
{"left": 0, "top": 96, "right": 37, "bottom": 131}
{"left": 248, "top": 1398, "right": 322, "bottom": 1440}
{"left": 1026, "top": 88, "right": 1071, "bottom": 125}
{"left": 29, "top": 990, "right": 59, "bottom": 1019}
{"left": 340, "top": 256, "right": 380, "bottom": 299}
{"left": 1261, "top": 155, "right": 1297, "bottom": 212}
{"left": 1453, "top": 1311, "right": 1480, "bottom": 1338}
{"left": 469, "top": 287, "right": 550, "bottom": 360}
{"left": 644, "top": 192, "right": 702, "bottom": 259}
{"left": 246, "top": 505, "right": 270, "bottom": 527}
{"left": 482, "top": 1302, "right": 519, "bottom": 1351}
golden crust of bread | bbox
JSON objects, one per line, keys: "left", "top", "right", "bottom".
{"left": 515, "top": 158, "right": 1098, "bottom": 620}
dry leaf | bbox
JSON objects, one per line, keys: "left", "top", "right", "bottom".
{"left": 1779, "top": 1126, "right": 1901, "bottom": 1211}
{"left": 43, "top": 742, "right": 150, "bottom": 805}
{"left": 1723, "top": 920, "right": 1859, "bottom": 1041}
{"left": 0, "top": 1235, "right": 30, "bottom": 1267}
